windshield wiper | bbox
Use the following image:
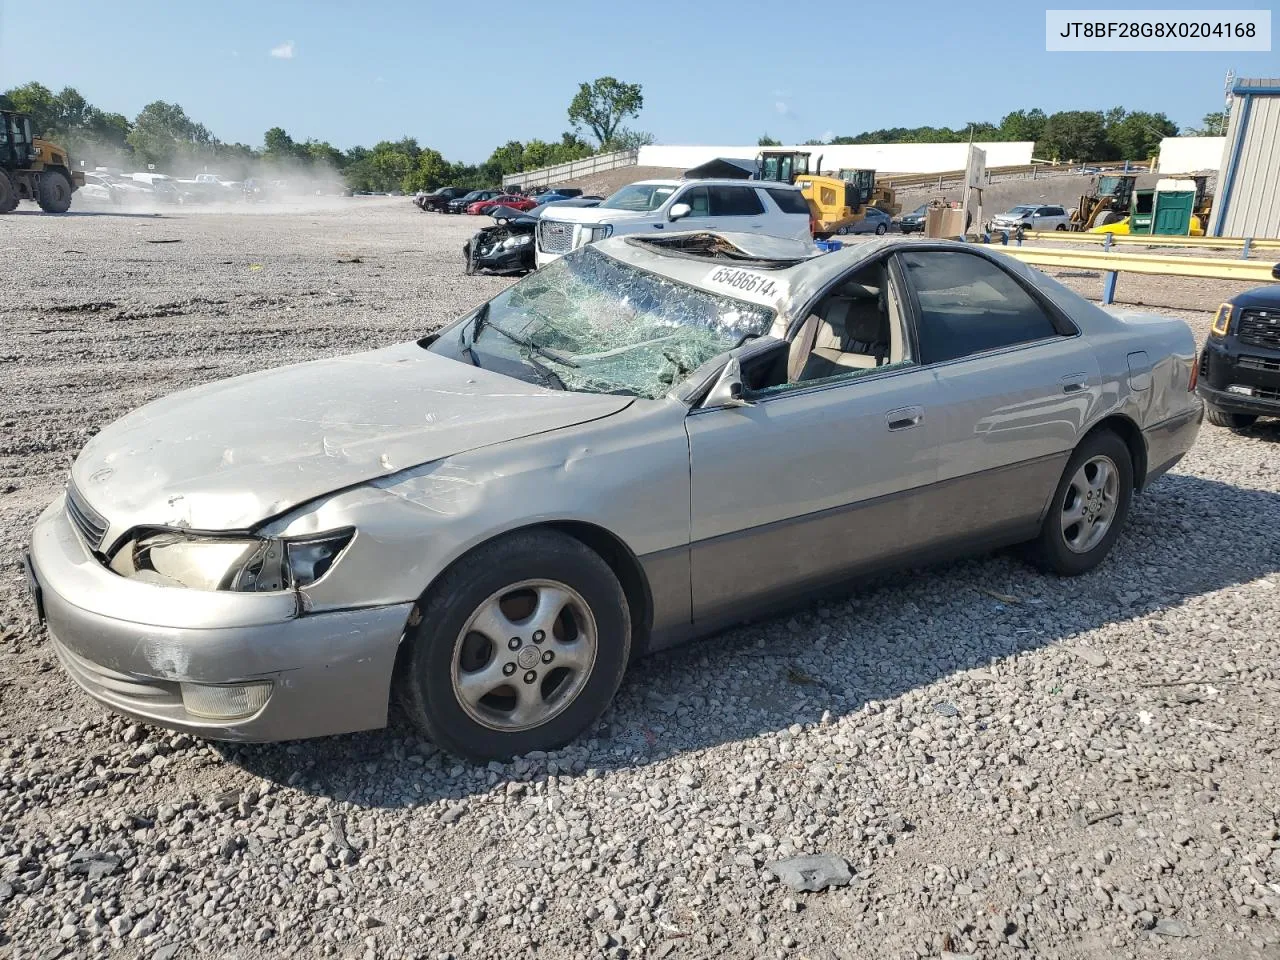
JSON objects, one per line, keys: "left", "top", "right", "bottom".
{"left": 484, "top": 319, "right": 580, "bottom": 368}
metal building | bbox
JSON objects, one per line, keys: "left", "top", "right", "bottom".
{"left": 1210, "top": 77, "right": 1280, "bottom": 239}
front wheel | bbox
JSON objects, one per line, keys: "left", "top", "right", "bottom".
{"left": 37, "top": 170, "right": 73, "bottom": 213}
{"left": 1028, "top": 430, "right": 1133, "bottom": 576}
{"left": 0, "top": 172, "right": 16, "bottom": 213}
{"left": 875, "top": 223, "right": 887, "bottom": 235}
{"left": 1206, "top": 406, "right": 1258, "bottom": 430}
{"left": 397, "top": 530, "right": 631, "bottom": 761}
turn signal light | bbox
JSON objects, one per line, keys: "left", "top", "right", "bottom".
{"left": 1189, "top": 355, "right": 1199, "bottom": 392}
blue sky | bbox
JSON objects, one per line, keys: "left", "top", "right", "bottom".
{"left": 0, "top": 0, "right": 1274, "bottom": 161}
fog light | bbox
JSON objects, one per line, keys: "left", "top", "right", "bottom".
{"left": 1227, "top": 385, "right": 1255, "bottom": 396}
{"left": 180, "top": 681, "right": 271, "bottom": 720}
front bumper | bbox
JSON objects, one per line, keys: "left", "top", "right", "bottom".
{"left": 28, "top": 496, "right": 413, "bottom": 742}
{"left": 1197, "top": 338, "right": 1280, "bottom": 417}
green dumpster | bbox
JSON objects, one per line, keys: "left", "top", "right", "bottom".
{"left": 1129, "top": 189, "right": 1155, "bottom": 235}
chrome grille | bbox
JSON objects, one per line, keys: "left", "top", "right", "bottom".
{"left": 1237, "top": 310, "right": 1280, "bottom": 351}
{"left": 66, "top": 482, "right": 108, "bottom": 550}
{"left": 538, "top": 220, "right": 575, "bottom": 254}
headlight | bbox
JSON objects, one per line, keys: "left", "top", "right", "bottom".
{"left": 586, "top": 224, "right": 613, "bottom": 242}
{"left": 109, "top": 529, "right": 353, "bottom": 592}
{"left": 501, "top": 234, "right": 533, "bottom": 250}
{"left": 1210, "top": 302, "right": 1233, "bottom": 338}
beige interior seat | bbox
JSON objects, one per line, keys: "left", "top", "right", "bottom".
{"left": 788, "top": 281, "right": 888, "bottom": 381}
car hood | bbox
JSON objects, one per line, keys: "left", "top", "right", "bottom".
{"left": 541, "top": 205, "right": 656, "bottom": 225}
{"left": 71, "top": 342, "right": 632, "bottom": 538}
{"left": 1231, "top": 285, "right": 1280, "bottom": 309}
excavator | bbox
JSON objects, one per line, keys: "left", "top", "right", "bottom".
{"left": 0, "top": 110, "right": 84, "bottom": 214}
{"left": 755, "top": 150, "right": 901, "bottom": 237}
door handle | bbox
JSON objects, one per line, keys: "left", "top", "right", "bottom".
{"left": 1060, "top": 373, "right": 1090, "bottom": 394}
{"left": 885, "top": 405, "right": 924, "bottom": 431}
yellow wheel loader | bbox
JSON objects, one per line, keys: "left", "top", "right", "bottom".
{"left": 0, "top": 110, "right": 84, "bottom": 214}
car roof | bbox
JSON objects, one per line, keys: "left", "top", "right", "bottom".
{"left": 622, "top": 178, "right": 802, "bottom": 191}
{"left": 591, "top": 232, "right": 1103, "bottom": 329}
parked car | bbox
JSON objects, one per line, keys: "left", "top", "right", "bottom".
{"left": 897, "top": 204, "right": 929, "bottom": 234}
{"left": 78, "top": 173, "right": 120, "bottom": 205}
{"left": 448, "top": 190, "right": 500, "bottom": 214}
{"left": 534, "top": 187, "right": 583, "bottom": 200}
{"left": 535, "top": 179, "right": 815, "bottom": 267}
{"left": 1196, "top": 263, "right": 1280, "bottom": 429}
{"left": 25, "top": 233, "right": 1201, "bottom": 761}
{"left": 990, "top": 204, "right": 1071, "bottom": 234}
{"left": 835, "top": 206, "right": 893, "bottom": 236}
{"left": 417, "top": 186, "right": 471, "bottom": 212}
{"left": 468, "top": 194, "right": 536, "bottom": 216}
{"left": 463, "top": 211, "right": 539, "bottom": 274}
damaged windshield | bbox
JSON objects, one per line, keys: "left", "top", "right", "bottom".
{"left": 456, "top": 246, "right": 774, "bottom": 398}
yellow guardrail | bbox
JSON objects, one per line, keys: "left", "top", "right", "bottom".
{"left": 987, "top": 244, "right": 1277, "bottom": 304}
{"left": 1022, "top": 230, "right": 1280, "bottom": 254}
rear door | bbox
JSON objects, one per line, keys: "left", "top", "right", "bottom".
{"left": 895, "top": 248, "right": 1101, "bottom": 543}
{"left": 707, "top": 184, "right": 767, "bottom": 234}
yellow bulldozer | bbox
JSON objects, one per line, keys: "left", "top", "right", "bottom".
{"left": 0, "top": 110, "right": 84, "bottom": 214}
{"left": 756, "top": 150, "right": 900, "bottom": 238}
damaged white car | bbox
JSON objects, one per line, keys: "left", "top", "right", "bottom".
{"left": 26, "top": 232, "right": 1202, "bottom": 760}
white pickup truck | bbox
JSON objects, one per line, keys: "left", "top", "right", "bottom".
{"left": 535, "top": 178, "right": 813, "bottom": 267}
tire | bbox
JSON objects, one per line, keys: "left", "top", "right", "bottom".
{"left": 875, "top": 223, "right": 887, "bottom": 235}
{"left": 1028, "top": 430, "right": 1134, "bottom": 576}
{"left": 1206, "top": 406, "right": 1258, "bottom": 430}
{"left": 397, "top": 529, "right": 631, "bottom": 761}
{"left": 836, "top": 225, "right": 850, "bottom": 235}
{"left": 1055, "top": 223, "right": 1068, "bottom": 231}
{"left": 0, "top": 172, "right": 16, "bottom": 213}
{"left": 36, "top": 170, "right": 73, "bottom": 213}
{"left": 463, "top": 241, "right": 475, "bottom": 275}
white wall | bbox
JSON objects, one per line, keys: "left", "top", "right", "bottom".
{"left": 638, "top": 142, "right": 1034, "bottom": 174}
{"left": 1156, "top": 136, "right": 1226, "bottom": 173}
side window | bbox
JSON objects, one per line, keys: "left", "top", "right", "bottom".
{"left": 754, "top": 258, "right": 913, "bottom": 396}
{"left": 678, "top": 186, "right": 710, "bottom": 216}
{"left": 765, "top": 187, "right": 810, "bottom": 215}
{"left": 708, "top": 185, "right": 764, "bottom": 217}
{"left": 1046, "top": 206, "right": 1065, "bottom": 217}
{"left": 898, "top": 251, "right": 1063, "bottom": 365}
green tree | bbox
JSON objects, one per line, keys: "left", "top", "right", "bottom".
{"left": 567, "top": 76, "right": 643, "bottom": 148}
{"left": 3, "top": 82, "right": 57, "bottom": 133}
{"left": 262, "top": 126, "right": 309, "bottom": 164}
{"left": 602, "top": 127, "right": 654, "bottom": 152}
{"left": 757, "top": 133, "right": 782, "bottom": 146}
{"left": 1188, "top": 111, "right": 1227, "bottom": 136}
{"left": 127, "top": 101, "right": 213, "bottom": 169}
{"left": 1039, "top": 110, "right": 1108, "bottom": 161}
{"left": 405, "top": 147, "right": 450, "bottom": 192}
{"left": 998, "top": 108, "right": 1048, "bottom": 143}
{"left": 305, "top": 140, "right": 345, "bottom": 169}
{"left": 486, "top": 139, "right": 527, "bottom": 176}
{"left": 1105, "top": 110, "right": 1177, "bottom": 160}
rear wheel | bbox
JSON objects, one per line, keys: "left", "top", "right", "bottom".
{"left": 1206, "top": 406, "right": 1258, "bottom": 430}
{"left": 1055, "top": 223, "right": 1068, "bottom": 231}
{"left": 397, "top": 530, "right": 631, "bottom": 761}
{"left": 36, "top": 170, "right": 73, "bottom": 213}
{"left": 0, "top": 172, "right": 16, "bottom": 213}
{"left": 1028, "top": 430, "right": 1133, "bottom": 576}
{"left": 874, "top": 222, "right": 888, "bottom": 235}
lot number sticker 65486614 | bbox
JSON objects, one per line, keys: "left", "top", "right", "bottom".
{"left": 705, "top": 267, "right": 780, "bottom": 300}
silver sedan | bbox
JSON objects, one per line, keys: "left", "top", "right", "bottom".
{"left": 26, "top": 232, "right": 1203, "bottom": 760}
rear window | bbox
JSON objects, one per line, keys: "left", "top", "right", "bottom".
{"left": 765, "top": 188, "right": 810, "bottom": 215}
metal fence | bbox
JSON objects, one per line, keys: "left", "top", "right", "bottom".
{"left": 884, "top": 160, "right": 1156, "bottom": 191}
{"left": 501, "top": 149, "right": 640, "bottom": 190}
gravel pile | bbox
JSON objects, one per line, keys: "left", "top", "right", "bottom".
{"left": 2, "top": 200, "right": 1278, "bottom": 959}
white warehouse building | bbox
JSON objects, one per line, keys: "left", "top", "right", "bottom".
{"left": 637, "top": 142, "right": 1035, "bottom": 175}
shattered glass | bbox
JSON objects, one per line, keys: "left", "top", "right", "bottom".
{"left": 473, "top": 246, "right": 774, "bottom": 398}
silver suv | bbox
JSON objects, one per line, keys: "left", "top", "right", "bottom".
{"left": 990, "top": 204, "right": 1071, "bottom": 234}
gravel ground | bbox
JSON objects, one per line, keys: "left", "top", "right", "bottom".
{"left": 2, "top": 199, "right": 1278, "bottom": 960}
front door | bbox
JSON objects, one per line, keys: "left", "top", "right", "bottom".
{"left": 685, "top": 256, "right": 943, "bottom": 621}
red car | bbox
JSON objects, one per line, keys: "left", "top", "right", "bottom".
{"left": 466, "top": 194, "right": 536, "bottom": 216}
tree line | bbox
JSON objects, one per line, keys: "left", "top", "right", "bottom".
{"left": 0, "top": 77, "right": 650, "bottom": 193}
{"left": 759, "top": 108, "right": 1229, "bottom": 162}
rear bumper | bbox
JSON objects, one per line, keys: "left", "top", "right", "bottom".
{"left": 1143, "top": 404, "right": 1203, "bottom": 485}
{"left": 28, "top": 497, "right": 412, "bottom": 742}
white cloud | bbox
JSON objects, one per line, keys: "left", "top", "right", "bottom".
{"left": 775, "top": 101, "right": 791, "bottom": 116}
{"left": 270, "top": 40, "right": 295, "bottom": 60}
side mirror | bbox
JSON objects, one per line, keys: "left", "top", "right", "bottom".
{"left": 669, "top": 202, "right": 692, "bottom": 222}
{"left": 704, "top": 357, "right": 753, "bottom": 408}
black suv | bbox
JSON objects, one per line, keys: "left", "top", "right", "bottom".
{"left": 1196, "top": 263, "right": 1280, "bottom": 429}
{"left": 416, "top": 186, "right": 470, "bottom": 212}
